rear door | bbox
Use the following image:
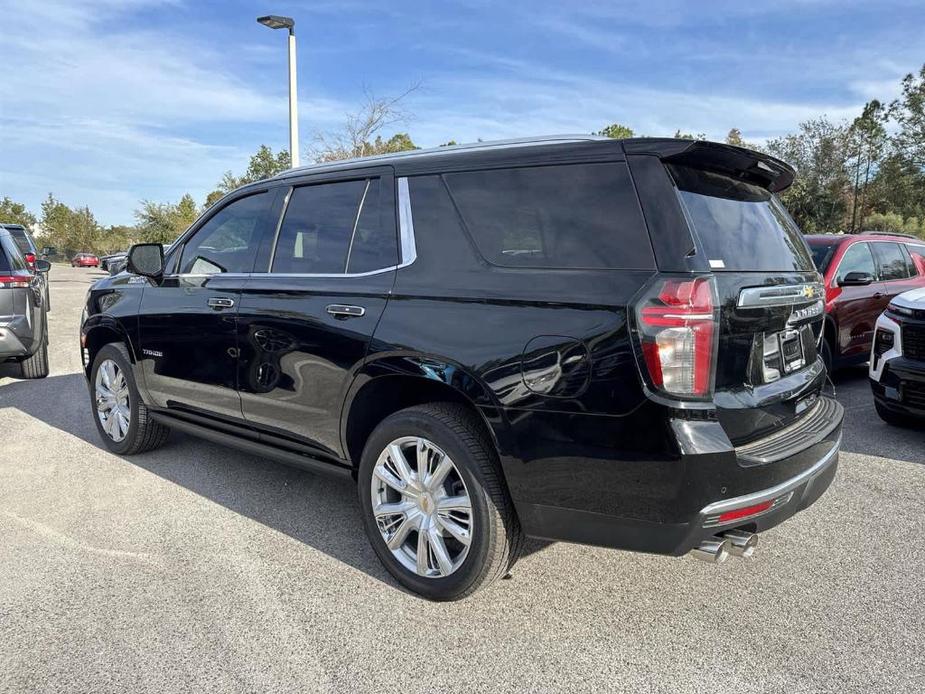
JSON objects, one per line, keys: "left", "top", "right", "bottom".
{"left": 136, "top": 188, "right": 282, "bottom": 423}
{"left": 872, "top": 241, "right": 920, "bottom": 308}
{"left": 236, "top": 168, "right": 397, "bottom": 460}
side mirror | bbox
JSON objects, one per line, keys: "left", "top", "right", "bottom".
{"left": 34, "top": 259, "right": 51, "bottom": 273}
{"left": 840, "top": 271, "right": 874, "bottom": 286}
{"left": 127, "top": 243, "right": 164, "bottom": 278}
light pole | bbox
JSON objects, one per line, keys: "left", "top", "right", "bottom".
{"left": 257, "top": 15, "right": 300, "bottom": 168}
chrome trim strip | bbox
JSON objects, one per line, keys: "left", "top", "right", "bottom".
{"left": 700, "top": 432, "right": 841, "bottom": 520}
{"left": 344, "top": 179, "right": 371, "bottom": 273}
{"left": 157, "top": 178, "right": 416, "bottom": 281}
{"left": 397, "top": 177, "right": 417, "bottom": 266}
{"left": 737, "top": 282, "right": 825, "bottom": 308}
{"left": 268, "top": 186, "right": 293, "bottom": 272}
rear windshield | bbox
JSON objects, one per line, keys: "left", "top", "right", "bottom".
{"left": 6, "top": 227, "right": 33, "bottom": 255}
{"left": 0, "top": 235, "right": 27, "bottom": 272}
{"left": 808, "top": 240, "right": 838, "bottom": 274}
{"left": 669, "top": 164, "right": 814, "bottom": 272}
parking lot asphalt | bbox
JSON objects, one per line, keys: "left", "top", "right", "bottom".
{"left": 1, "top": 265, "right": 923, "bottom": 694}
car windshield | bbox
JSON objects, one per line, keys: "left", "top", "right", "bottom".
{"left": 669, "top": 164, "right": 815, "bottom": 272}
{"left": 808, "top": 240, "right": 839, "bottom": 274}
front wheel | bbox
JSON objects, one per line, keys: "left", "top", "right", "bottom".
{"left": 358, "top": 403, "right": 523, "bottom": 601}
{"left": 90, "top": 343, "right": 170, "bottom": 455}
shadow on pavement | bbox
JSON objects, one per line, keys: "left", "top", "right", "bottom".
{"left": 831, "top": 365, "right": 924, "bottom": 466}
{"left": 0, "top": 372, "right": 550, "bottom": 592}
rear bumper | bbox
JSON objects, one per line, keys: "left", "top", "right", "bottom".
{"left": 0, "top": 314, "right": 34, "bottom": 359}
{"left": 513, "top": 396, "right": 843, "bottom": 556}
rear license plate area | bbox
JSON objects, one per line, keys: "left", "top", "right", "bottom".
{"left": 779, "top": 330, "right": 804, "bottom": 373}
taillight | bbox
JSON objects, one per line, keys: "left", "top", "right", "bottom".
{"left": 24, "top": 253, "right": 36, "bottom": 271}
{"left": 636, "top": 275, "right": 718, "bottom": 399}
{"left": 0, "top": 274, "right": 31, "bottom": 288}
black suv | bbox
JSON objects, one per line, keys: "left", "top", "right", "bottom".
{"left": 81, "top": 137, "right": 843, "bottom": 600}
{"left": 1, "top": 226, "right": 50, "bottom": 378}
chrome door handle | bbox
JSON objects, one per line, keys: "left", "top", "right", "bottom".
{"left": 326, "top": 304, "right": 365, "bottom": 318}
{"left": 207, "top": 297, "right": 235, "bottom": 310}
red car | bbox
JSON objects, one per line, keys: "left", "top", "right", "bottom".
{"left": 71, "top": 253, "right": 100, "bottom": 268}
{"left": 806, "top": 232, "right": 925, "bottom": 370}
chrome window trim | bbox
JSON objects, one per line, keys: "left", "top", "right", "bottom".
{"left": 829, "top": 239, "right": 916, "bottom": 287}
{"left": 267, "top": 187, "right": 293, "bottom": 272}
{"left": 397, "top": 177, "right": 417, "bottom": 267}
{"left": 344, "top": 179, "right": 372, "bottom": 273}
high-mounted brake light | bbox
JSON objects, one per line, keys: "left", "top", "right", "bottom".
{"left": 0, "top": 274, "right": 31, "bottom": 288}
{"left": 636, "top": 276, "right": 717, "bottom": 398}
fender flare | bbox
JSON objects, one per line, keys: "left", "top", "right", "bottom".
{"left": 339, "top": 352, "right": 509, "bottom": 460}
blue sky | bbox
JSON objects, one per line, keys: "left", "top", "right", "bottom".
{"left": 1, "top": 0, "right": 923, "bottom": 226}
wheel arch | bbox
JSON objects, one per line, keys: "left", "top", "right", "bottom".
{"left": 83, "top": 318, "right": 136, "bottom": 379}
{"left": 341, "top": 356, "right": 507, "bottom": 474}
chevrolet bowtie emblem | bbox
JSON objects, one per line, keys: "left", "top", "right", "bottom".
{"left": 802, "top": 285, "right": 816, "bottom": 298}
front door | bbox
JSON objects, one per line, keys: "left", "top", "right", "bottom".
{"left": 236, "top": 170, "right": 398, "bottom": 459}
{"left": 136, "top": 188, "right": 281, "bottom": 423}
{"left": 832, "top": 241, "right": 884, "bottom": 359}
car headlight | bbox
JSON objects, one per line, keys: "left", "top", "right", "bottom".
{"left": 888, "top": 302, "right": 913, "bottom": 317}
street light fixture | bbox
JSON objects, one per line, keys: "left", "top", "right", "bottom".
{"left": 257, "top": 14, "right": 300, "bottom": 167}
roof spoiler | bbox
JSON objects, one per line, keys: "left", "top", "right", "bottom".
{"left": 621, "top": 139, "right": 795, "bottom": 193}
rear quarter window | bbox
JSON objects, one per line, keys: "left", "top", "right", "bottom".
{"left": 669, "top": 164, "right": 814, "bottom": 272}
{"left": 443, "top": 162, "right": 654, "bottom": 270}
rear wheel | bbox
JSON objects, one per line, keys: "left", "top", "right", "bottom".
{"left": 358, "top": 403, "right": 523, "bottom": 601}
{"left": 90, "top": 343, "right": 170, "bottom": 455}
{"left": 18, "top": 321, "right": 49, "bottom": 379}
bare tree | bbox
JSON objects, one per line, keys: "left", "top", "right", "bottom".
{"left": 310, "top": 83, "right": 421, "bottom": 163}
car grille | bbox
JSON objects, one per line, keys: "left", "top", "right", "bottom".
{"left": 902, "top": 325, "right": 925, "bottom": 360}
{"left": 904, "top": 381, "right": 925, "bottom": 409}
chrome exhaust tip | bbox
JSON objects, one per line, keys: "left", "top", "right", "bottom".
{"left": 690, "top": 537, "right": 731, "bottom": 564}
{"left": 724, "top": 530, "right": 758, "bottom": 558}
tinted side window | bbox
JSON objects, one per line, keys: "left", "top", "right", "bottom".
{"left": 872, "top": 242, "right": 910, "bottom": 281}
{"left": 272, "top": 180, "right": 368, "bottom": 274}
{"left": 443, "top": 163, "right": 654, "bottom": 269}
{"left": 907, "top": 243, "right": 925, "bottom": 274}
{"left": 180, "top": 192, "right": 271, "bottom": 274}
{"left": 346, "top": 179, "right": 398, "bottom": 274}
{"left": 835, "top": 243, "right": 875, "bottom": 284}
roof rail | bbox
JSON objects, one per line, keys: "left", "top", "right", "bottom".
{"left": 860, "top": 230, "right": 920, "bottom": 239}
{"left": 273, "top": 134, "right": 609, "bottom": 180}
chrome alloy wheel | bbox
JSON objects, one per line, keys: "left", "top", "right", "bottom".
{"left": 371, "top": 436, "right": 473, "bottom": 578}
{"left": 95, "top": 359, "right": 130, "bottom": 442}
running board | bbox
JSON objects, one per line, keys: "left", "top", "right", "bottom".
{"left": 150, "top": 412, "right": 353, "bottom": 479}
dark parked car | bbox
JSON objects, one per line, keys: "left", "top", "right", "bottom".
{"left": 1, "top": 223, "right": 49, "bottom": 309}
{"left": 806, "top": 232, "right": 925, "bottom": 370}
{"left": 80, "top": 136, "right": 843, "bottom": 599}
{"left": 869, "top": 287, "right": 925, "bottom": 425}
{"left": 100, "top": 252, "right": 128, "bottom": 273}
{"left": 1, "top": 226, "right": 50, "bottom": 378}
{"left": 71, "top": 252, "right": 100, "bottom": 268}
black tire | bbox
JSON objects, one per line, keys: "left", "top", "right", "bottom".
{"left": 89, "top": 343, "right": 170, "bottom": 455}
{"left": 18, "top": 321, "right": 49, "bottom": 379}
{"left": 875, "top": 400, "right": 916, "bottom": 428}
{"left": 358, "top": 402, "right": 524, "bottom": 601}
